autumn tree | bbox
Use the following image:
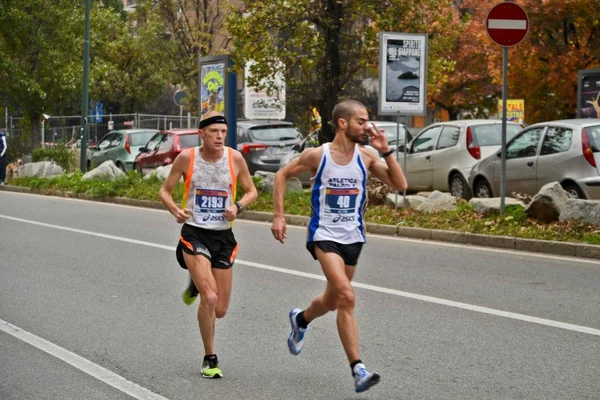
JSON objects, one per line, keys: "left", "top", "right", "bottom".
{"left": 510, "top": 0, "right": 600, "bottom": 122}
{"left": 432, "top": 0, "right": 499, "bottom": 120}
{"left": 437, "top": 0, "right": 600, "bottom": 123}
{"left": 90, "top": 7, "right": 176, "bottom": 113}
{"left": 135, "top": 0, "right": 232, "bottom": 113}
{"left": 227, "top": 0, "right": 461, "bottom": 143}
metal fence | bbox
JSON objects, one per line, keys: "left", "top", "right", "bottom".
{"left": 4, "top": 113, "right": 199, "bottom": 147}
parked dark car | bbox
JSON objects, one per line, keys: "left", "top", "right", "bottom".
{"left": 236, "top": 120, "right": 303, "bottom": 175}
{"left": 134, "top": 128, "right": 199, "bottom": 175}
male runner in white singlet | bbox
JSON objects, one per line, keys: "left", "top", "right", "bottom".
{"left": 159, "top": 111, "right": 257, "bottom": 379}
{"left": 271, "top": 100, "right": 407, "bottom": 393}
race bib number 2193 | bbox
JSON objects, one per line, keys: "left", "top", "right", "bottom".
{"left": 195, "top": 188, "right": 228, "bottom": 214}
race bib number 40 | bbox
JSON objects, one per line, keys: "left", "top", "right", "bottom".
{"left": 325, "top": 188, "right": 358, "bottom": 215}
{"left": 195, "top": 188, "right": 228, "bottom": 214}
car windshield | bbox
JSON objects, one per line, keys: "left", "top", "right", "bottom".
{"left": 470, "top": 124, "right": 521, "bottom": 146}
{"left": 380, "top": 126, "right": 413, "bottom": 144}
{"left": 179, "top": 134, "right": 200, "bottom": 148}
{"left": 248, "top": 126, "right": 301, "bottom": 141}
{"left": 130, "top": 131, "right": 157, "bottom": 146}
{"left": 585, "top": 125, "right": 600, "bottom": 152}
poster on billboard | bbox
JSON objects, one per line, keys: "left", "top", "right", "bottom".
{"left": 200, "top": 62, "right": 225, "bottom": 115}
{"left": 198, "top": 55, "right": 237, "bottom": 147}
{"left": 378, "top": 32, "right": 428, "bottom": 116}
{"left": 244, "top": 60, "right": 286, "bottom": 120}
{"left": 577, "top": 69, "right": 600, "bottom": 118}
{"left": 497, "top": 99, "right": 524, "bottom": 123}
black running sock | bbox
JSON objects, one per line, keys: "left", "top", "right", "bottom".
{"left": 204, "top": 354, "right": 217, "bottom": 361}
{"left": 296, "top": 311, "right": 309, "bottom": 329}
{"left": 350, "top": 359, "right": 363, "bottom": 376}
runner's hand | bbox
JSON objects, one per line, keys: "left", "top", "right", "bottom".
{"left": 223, "top": 204, "right": 238, "bottom": 221}
{"left": 176, "top": 208, "right": 191, "bottom": 224}
{"left": 271, "top": 216, "right": 287, "bottom": 244}
{"left": 367, "top": 122, "right": 390, "bottom": 153}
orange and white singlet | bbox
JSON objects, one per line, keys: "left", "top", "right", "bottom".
{"left": 182, "top": 147, "right": 237, "bottom": 230}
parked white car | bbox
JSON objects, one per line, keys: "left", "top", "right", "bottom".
{"left": 469, "top": 119, "right": 600, "bottom": 199}
{"left": 395, "top": 120, "right": 522, "bottom": 198}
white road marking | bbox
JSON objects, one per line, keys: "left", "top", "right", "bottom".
{"left": 488, "top": 19, "right": 527, "bottom": 30}
{"left": 0, "top": 319, "right": 169, "bottom": 400}
{"left": 2, "top": 191, "right": 598, "bottom": 265}
{"left": 2, "top": 214, "right": 599, "bottom": 338}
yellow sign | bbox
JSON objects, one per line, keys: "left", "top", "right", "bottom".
{"left": 498, "top": 99, "right": 524, "bottom": 123}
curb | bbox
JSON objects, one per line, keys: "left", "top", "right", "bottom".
{"left": 2, "top": 185, "right": 599, "bottom": 260}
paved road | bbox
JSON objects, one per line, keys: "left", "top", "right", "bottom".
{"left": 1, "top": 191, "right": 599, "bottom": 400}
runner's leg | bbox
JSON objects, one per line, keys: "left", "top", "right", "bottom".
{"left": 183, "top": 252, "right": 218, "bottom": 355}
{"left": 314, "top": 246, "right": 359, "bottom": 362}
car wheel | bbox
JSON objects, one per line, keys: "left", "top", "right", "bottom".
{"left": 474, "top": 178, "right": 492, "bottom": 198}
{"left": 134, "top": 163, "right": 143, "bottom": 176}
{"left": 562, "top": 183, "right": 585, "bottom": 199}
{"left": 449, "top": 173, "right": 472, "bottom": 199}
{"left": 116, "top": 162, "right": 126, "bottom": 172}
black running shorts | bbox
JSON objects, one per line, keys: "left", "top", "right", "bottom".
{"left": 176, "top": 223, "right": 238, "bottom": 270}
{"left": 306, "top": 241, "right": 364, "bottom": 267}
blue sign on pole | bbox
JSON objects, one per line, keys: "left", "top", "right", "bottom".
{"left": 96, "top": 101, "right": 103, "bottom": 123}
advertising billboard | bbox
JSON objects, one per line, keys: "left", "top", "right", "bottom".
{"left": 244, "top": 60, "right": 286, "bottom": 120}
{"left": 378, "top": 32, "right": 428, "bottom": 116}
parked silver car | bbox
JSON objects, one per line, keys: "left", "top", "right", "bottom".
{"left": 236, "top": 120, "right": 303, "bottom": 175}
{"left": 396, "top": 120, "right": 522, "bottom": 198}
{"left": 88, "top": 129, "right": 158, "bottom": 172}
{"left": 278, "top": 121, "right": 410, "bottom": 187}
{"left": 469, "top": 119, "right": 600, "bottom": 199}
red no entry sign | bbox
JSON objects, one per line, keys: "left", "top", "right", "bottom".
{"left": 486, "top": 2, "right": 529, "bottom": 47}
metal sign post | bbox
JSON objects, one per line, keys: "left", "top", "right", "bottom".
{"left": 378, "top": 32, "right": 428, "bottom": 211}
{"left": 486, "top": 1, "right": 529, "bottom": 214}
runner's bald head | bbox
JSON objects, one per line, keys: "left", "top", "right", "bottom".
{"left": 332, "top": 100, "right": 367, "bottom": 131}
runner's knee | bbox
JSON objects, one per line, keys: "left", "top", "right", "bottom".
{"left": 200, "top": 291, "right": 218, "bottom": 310}
{"left": 335, "top": 287, "right": 355, "bottom": 309}
{"left": 215, "top": 306, "right": 227, "bottom": 319}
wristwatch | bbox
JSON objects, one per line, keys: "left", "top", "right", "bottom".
{"left": 235, "top": 202, "right": 244, "bottom": 215}
{"left": 380, "top": 149, "right": 394, "bottom": 158}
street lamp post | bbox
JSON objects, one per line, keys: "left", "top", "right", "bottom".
{"left": 79, "top": 0, "right": 91, "bottom": 171}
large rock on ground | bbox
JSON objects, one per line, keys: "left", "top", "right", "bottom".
{"left": 254, "top": 170, "right": 302, "bottom": 193}
{"left": 82, "top": 160, "right": 125, "bottom": 181}
{"left": 17, "top": 161, "right": 64, "bottom": 178}
{"left": 559, "top": 199, "right": 600, "bottom": 227}
{"left": 386, "top": 194, "right": 427, "bottom": 209}
{"left": 525, "top": 182, "right": 571, "bottom": 223}
{"left": 416, "top": 190, "right": 458, "bottom": 213}
{"left": 469, "top": 197, "right": 525, "bottom": 216}
{"left": 144, "top": 164, "right": 176, "bottom": 181}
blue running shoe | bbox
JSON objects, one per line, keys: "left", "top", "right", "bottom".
{"left": 353, "top": 363, "right": 380, "bottom": 393}
{"left": 287, "top": 308, "right": 307, "bottom": 355}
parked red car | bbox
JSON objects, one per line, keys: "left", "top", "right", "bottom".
{"left": 133, "top": 128, "right": 199, "bottom": 175}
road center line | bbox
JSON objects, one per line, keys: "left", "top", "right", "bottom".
{"left": 0, "top": 319, "right": 169, "bottom": 400}
{"left": 2, "top": 214, "right": 599, "bottom": 338}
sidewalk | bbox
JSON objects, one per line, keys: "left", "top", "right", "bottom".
{"left": 1, "top": 184, "right": 599, "bottom": 260}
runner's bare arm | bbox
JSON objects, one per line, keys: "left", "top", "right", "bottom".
{"left": 363, "top": 148, "right": 407, "bottom": 191}
{"left": 159, "top": 150, "right": 191, "bottom": 223}
{"left": 223, "top": 151, "right": 257, "bottom": 221}
{"left": 233, "top": 150, "right": 258, "bottom": 208}
{"left": 271, "top": 148, "right": 320, "bottom": 243}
